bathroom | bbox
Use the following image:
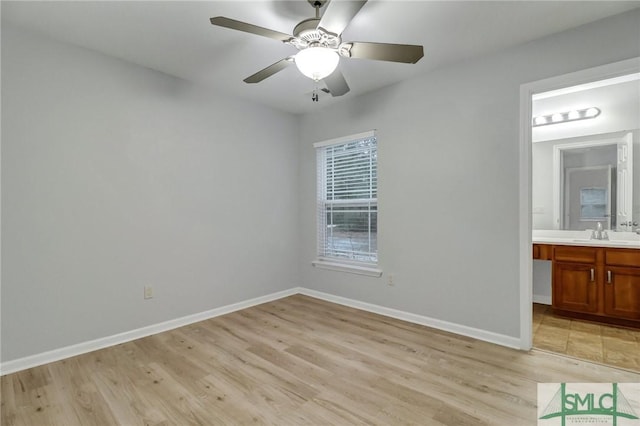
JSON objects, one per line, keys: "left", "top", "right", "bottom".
{"left": 531, "top": 70, "right": 640, "bottom": 370}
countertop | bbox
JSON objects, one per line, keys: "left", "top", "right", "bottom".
{"left": 532, "top": 230, "right": 640, "bottom": 250}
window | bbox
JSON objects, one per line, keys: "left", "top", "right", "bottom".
{"left": 314, "top": 131, "right": 378, "bottom": 274}
{"left": 580, "top": 187, "right": 607, "bottom": 220}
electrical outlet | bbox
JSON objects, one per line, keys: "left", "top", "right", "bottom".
{"left": 144, "top": 285, "right": 153, "bottom": 299}
{"left": 387, "top": 274, "right": 395, "bottom": 287}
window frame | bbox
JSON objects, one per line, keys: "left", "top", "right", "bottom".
{"left": 579, "top": 187, "right": 608, "bottom": 221}
{"left": 312, "top": 131, "right": 382, "bottom": 277}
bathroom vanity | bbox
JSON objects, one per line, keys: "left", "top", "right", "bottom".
{"left": 533, "top": 232, "right": 640, "bottom": 327}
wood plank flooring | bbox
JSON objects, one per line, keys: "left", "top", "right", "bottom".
{"left": 2, "top": 294, "right": 639, "bottom": 425}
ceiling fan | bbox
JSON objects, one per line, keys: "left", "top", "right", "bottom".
{"left": 210, "top": 0, "right": 424, "bottom": 97}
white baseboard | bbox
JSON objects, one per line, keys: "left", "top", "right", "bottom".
{"left": 533, "top": 295, "right": 552, "bottom": 305}
{"left": 298, "top": 288, "right": 522, "bottom": 350}
{"left": 0, "top": 288, "right": 299, "bottom": 376}
{"left": 2, "top": 286, "right": 525, "bottom": 375}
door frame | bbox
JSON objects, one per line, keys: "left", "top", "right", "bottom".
{"left": 518, "top": 57, "right": 639, "bottom": 350}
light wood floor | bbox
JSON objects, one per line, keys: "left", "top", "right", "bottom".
{"left": 533, "top": 303, "right": 640, "bottom": 372}
{"left": 3, "top": 295, "right": 639, "bottom": 425}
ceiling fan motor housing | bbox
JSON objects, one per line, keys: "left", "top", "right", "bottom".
{"left": 291, "top": 18, "right": 341, "bottom": 50}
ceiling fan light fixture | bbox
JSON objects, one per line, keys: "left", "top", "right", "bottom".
{"left": 295, "top": 47, "right": 339, "bottom": 81}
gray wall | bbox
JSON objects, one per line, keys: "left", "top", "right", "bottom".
{"left": 1, "top": 26, "right": 299, "bottom": 361}
{"left": 297, "top": 10, "right": 640, "bottom": 339}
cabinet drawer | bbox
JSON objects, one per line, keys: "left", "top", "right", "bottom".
{"left": 605, "top": 249, "right": 640, "bottom": 267}
{"left": 554, "top": 246, "right": 599, "bottom": 264}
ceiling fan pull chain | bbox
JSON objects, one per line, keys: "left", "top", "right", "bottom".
{"left": 313, "top": 80, "right": 323, "bottom": 102}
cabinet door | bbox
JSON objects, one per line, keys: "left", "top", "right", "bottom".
{"left": 604, "top": 267, "right": 640, "bottom": 320}
{"left": 553, "top": 262, "right": 598, "bottom": 313}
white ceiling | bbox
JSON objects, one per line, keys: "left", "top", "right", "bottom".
{"left": 3, "top": 1, "right": 639, "bottom": 114}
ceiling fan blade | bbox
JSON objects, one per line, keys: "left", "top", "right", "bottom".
{"left": 323, "top": 68, "right": 350, "bottom": 97}
{"left": 317, "top": 0, "right": 367, "bottom": 36}
{"left": 244, "top": 58, "right": 293, "bottom": 84}
{"left": 210, "top": 17, "right": 292, "bottom": 42}
{"left": 344, "top": 41, "right": 424, "bottom": 64}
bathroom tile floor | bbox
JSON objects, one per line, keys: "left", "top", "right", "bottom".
{"left": 533, "top": 303, "right": 640, "bottom": 372}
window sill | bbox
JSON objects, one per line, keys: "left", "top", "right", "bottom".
{"left": 312, "top": 260, "right": 383, "bottom": 277}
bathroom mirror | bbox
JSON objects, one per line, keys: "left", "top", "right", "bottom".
{"left": 531, "top": 73, "right": 640, "bottom": 231}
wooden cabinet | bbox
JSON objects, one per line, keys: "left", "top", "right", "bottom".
{"left": 536, "top": 244, "right": 640, "bottom": 327}
{"left": 553, "top": 262, "right": 598, "bottom": 314}
{"left": 602, "top": 250, "right": 640, "bottom": 321}
{"left": 552, "top": 246, "right": 600, "bottom": 315}
{"left": 604, "top": 266, "right": 640, "bottom": 320}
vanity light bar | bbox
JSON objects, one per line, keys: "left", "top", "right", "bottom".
{"left": 532, "top": 107, "right": 601, "bottom": 127}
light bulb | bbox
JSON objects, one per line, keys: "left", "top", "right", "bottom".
{"left": 295, "top": 47, "right": 339, "bottom": 81}
{"left": 568, "top": 110, "right": 580, "bottom": 120}
{"left": 585, "top": 107, "right": 599, "bottom": 117}
{"left": 551, "top": 113, "right": 563, "bottom": 122}
{"left": 534, "top": 116, "right": 548, "bottom": 126}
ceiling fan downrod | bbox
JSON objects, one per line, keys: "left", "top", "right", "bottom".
{"left": 308, "top": 0, "right": 327, "bottom": 18}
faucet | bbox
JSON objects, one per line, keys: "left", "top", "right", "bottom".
{"left": 591, "top": 222, "right": 609, "bottom": 240}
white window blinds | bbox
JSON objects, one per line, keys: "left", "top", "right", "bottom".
{"left": 315, "top": 131, "right": 377, "bottom": 264}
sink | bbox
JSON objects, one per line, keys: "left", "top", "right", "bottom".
{"left": 572, "top": 239, "right": 592, "bottom": 243}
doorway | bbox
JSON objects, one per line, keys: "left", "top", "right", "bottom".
{"left": 519, "top": 57, "right": 640, "bottom": 368}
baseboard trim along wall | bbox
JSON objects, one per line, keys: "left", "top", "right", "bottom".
{"left": 1, "top": 286, "right": 522, "bottom": 375}
{"left": 0, "top": 288, "right": 299, "bottom": 376}
{"left": 533, "top": 295, "right": 552, "bottom": 305}
{"left": 298, "top": 288, "right": 522, "bottom": 350}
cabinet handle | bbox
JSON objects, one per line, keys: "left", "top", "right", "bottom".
{"left": 607, "top": 270, "right": 612, "bottom": 284}
{"left": 590, "top": 268, "right": 595, "bottom": 282}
